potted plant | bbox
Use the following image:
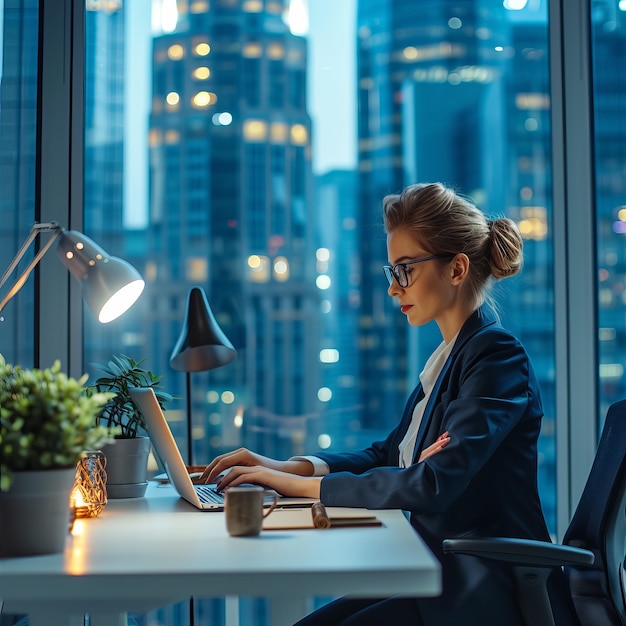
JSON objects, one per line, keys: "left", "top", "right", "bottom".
{"left": 88, "top": 354, "right": 173, "bottom": 499}
{"left": 0, "top": 354, "right": 112, "bottom": 557}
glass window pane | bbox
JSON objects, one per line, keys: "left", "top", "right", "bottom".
{"left": 353, "top": 0, "right": 555, "bottom": 530}
{"left": 84, "top": 7, "right": 557, "bottom": 626}
{"left": 0, "top": 1, "right": 39, "bottom": 366}
{"left": 84, "top": 0, "right": 556, "bottom": 516}
{"left": 590, "top": 1, "right": 626, "bottom": 421}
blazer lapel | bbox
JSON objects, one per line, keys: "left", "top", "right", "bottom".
{"left": 411, "top": 358, "right": 453, "bottom": 462}
{"left": 411, "top": 306, "right": 498, "bottom": 463}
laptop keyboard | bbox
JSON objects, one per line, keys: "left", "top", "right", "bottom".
{"left": 196, "top": 485, "right": 225, "bottom": 504}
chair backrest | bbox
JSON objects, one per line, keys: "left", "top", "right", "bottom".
{"left": 563, "top": 399, "right": 626, "bottom": 625}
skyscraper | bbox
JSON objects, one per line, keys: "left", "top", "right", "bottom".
{"left": 147, "top": 0, "right": 321, "bottom": 461}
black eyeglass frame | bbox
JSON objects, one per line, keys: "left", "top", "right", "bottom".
{"left": 383, "top": 254, "right": 454, "bottom": 288}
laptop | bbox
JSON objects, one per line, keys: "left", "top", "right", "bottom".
{"left": 130, "top": 387, "right": 315, "bottom": 511}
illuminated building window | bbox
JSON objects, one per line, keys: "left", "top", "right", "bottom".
{"left": 167, "top": 44, "right": 184, "bottom": 61}
{"left": 268, "top": 43, "right": 285, "bottom": 59}
{"left": 316, "top": 248, "right": 330, "bottom": 272}
{"left": 267, "top": 1, "right": 283, "bottom": 14}
{"left": 318, "top": 434, "right": 331, "bottom": 449}
{"left": 273, "top": 256, "right": 290, "bottom": 281}
{"left": 287, "top": 48, "right": 303, "bottom": 62}
{"left": 243, "top": 0, "right": 263, "bottom": 12}
{"left": 516, "top": 93, "right": 550, "bottom": 110}
{"left": 186, "top": 257, "right": 208, "bottom": 282}
{"left": 248, "top": 255, "right": 271, "bottom": 283}
{"left": 317, "top": 387, "right": 332, "bottom": 402}
{"left": 191, "top": 91, "right": 216, "bottom": 108}
{"left": 316, "top": 275, "right": 331, "bottom": 290}
{"left": 148, "top": 128, "right": 162, "bottom": 147}
{"left": 403, "top": 46, "right": 419, "bottom": 60}
{"left": 190, "top": 1, "right": 209, "bottom": 13}
{"left": 164, "top": 130, "right": 180, "bottom": 144}
{"left": 194, "top": 42, "right": 211, "bottom": 56}
{"left": 212, "top": 112, "right": 233, "bottom": 126}
{"left": 600, "top": 363, "right": 624, "bottom": 379}
{"left": 244, "top": 119, "right": 268, "bottom": 141}
{"left": 599, "top": 328, "right": 617, "bottom": 341}
{"left": 166, "top": 91, "right": 180, "bottom": 108}
{"left": 291, "top": 124, "right": 308, "bottom": 145}
{"left": 192, "top": 66, "right": 211, "bottom": 80}
{"left": 86, "top": 0, "right": 123, "bottom": 10}
{"left": 243, "top": 43, "right": 263, "bottom": 58}
{"left": 518, "top": 206, "right": 548, "bottom": 240}
{"left": 320, "top": 349, "right": 340, "bottom": 363}
{"left": 270, "top": 122, "right": 288, "bottom": 142}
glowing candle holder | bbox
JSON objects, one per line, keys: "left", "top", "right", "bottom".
{"left": 70, "top": 450, "right": 107, "bottom": 519}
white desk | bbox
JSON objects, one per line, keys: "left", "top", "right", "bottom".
{"left": 0, "top": 483, "right": 440, "bottom": 626}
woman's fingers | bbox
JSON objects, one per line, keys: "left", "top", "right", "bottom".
{"left": 418, "top": 433, "right": 450, "bottom": 462}
{"left": 200, "top": 449, "right": 251, "bottom": 483}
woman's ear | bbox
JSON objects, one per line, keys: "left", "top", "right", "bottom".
{"left": 450, "top": 253, "right": 470, "bottom": 285}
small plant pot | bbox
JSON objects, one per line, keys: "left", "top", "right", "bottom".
{"left": 102, "top": 437, "right": 151, "bottom": 499}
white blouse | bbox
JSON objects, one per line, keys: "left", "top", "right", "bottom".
{"left": 398, "top": 334, "right": 457, "bottom": 468}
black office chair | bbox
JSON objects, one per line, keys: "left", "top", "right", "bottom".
{"left": 443, "top": 399, "right": 626, "bottom": 626}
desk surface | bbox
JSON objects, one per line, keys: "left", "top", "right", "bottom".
{"left": 0, "top": 483, "right": 440, "bottom": 625}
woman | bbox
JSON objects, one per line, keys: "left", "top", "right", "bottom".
{"left": 201, "top": 183, "right": 572, "bottom": 625}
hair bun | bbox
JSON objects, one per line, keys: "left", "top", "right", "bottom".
{"left": 489, "top": 217, "right": 523, "bottom": 279}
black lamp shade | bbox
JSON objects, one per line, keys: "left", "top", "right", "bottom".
{"left": 170, "top": 287, "right": 237, "bottom": 372}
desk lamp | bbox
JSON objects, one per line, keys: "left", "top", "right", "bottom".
{"left": 0, "top": 221, "right": 145, "bottom": 323}
{"left": 1, "top": 223, "right": 144, "bottom": 524}
{"left": 170, "top": 286, "right": 237, "bottom": 465}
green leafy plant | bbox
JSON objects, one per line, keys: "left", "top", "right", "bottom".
{"left": 0, "top": 355, "right": 113, "bottom": 491}
{"left": 88, "top": 354, "right": 173, "bottom": 439}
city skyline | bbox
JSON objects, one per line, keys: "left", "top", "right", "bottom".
{"left": 125, "top": 0, "right": 356, "bottom": 228}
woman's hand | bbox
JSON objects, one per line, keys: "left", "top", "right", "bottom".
{"left": 199, "top": 448, "right": 313, "bottom": 484}
{"left": 418, "top": 431, "right": 450, "bottom": 462}
{"left": 213, "top": 465, "right": 322, "bottom": 499}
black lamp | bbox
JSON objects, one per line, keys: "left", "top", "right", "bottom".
{"left": 170, "top": 286, "right": 237, "bottom": 464}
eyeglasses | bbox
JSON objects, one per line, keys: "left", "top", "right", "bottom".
{"left": 383, "top": 254, "right": 453, "bottom": 288}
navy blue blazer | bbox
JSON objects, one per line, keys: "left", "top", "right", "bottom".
{"left": 317, "top": 307, "right": 570, "bottom": 625}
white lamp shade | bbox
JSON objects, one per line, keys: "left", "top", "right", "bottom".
{"left": 56, "top": 230, "right": 145, "bottom": 323}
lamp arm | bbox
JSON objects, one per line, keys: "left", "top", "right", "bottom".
{"left": 0, "top": 222, "right": 63, "bottom": 314}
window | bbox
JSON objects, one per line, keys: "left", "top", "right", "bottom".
{"left": 1, "top": 0, "right": 614, "bottom": 624}
{"left": 82, "top": 0, "right": 558, "bottom": 540}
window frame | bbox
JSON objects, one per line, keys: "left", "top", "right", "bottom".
{"left": 37, "top": 0, "right": 85, "bottom": 377}
{"left": 549, "top": 0, "right": 598, "bottom": 538}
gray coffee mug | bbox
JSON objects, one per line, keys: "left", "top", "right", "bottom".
{"left": 225, "top": 485, "right": 278, "bottom": 537}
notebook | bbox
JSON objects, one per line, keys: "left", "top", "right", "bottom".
{"left": 129, "top": 387, "right": 316, "bottom": 511}
{"left": 263, "top": 502, "right": 382, "bottom": 530}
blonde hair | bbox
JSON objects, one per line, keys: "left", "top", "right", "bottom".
{"left": 382, "top": 182, "right": 523, "bottom": 306}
